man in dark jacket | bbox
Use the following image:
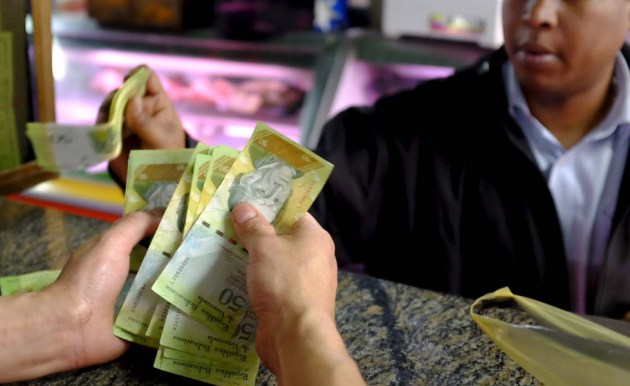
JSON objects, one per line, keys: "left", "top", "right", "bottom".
{"left": 106, "top": 2, "right": 630, "bottom": 318}
{"left": 311, "top": 0, "right": 630, "bottom": 318}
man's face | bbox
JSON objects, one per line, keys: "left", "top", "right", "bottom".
{"left": 229, "top": 162, "right": 296, "bottom": 222}
{"left": 502, "top": 0, "right": 630, "bottom": 99}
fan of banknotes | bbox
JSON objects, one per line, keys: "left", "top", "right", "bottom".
{"left": 114, "top": 122, "right": 334, "bottom": 385}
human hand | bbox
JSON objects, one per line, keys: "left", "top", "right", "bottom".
{"left": 231, "top": 202, "right": 337, "bottom": 371}
{"left": 46, "top": 210, "right": 162, "bottom": 368}
{"left": 102, "top": 65, "right": 186, "bottom": 185}
{"left": 0, "top": 210, "right": 163, "bottom": 382}
{"left": 231, "top": 203, "right": 364, "bottom": 386}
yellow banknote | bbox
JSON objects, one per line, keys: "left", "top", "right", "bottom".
{"left": 195, "top": 145, "right": 239, "bottom": 221}
{"left": 27, "top": 67, "right": 151, "bottom": 171}
{"left": 114, "top": 143, "right": 212, "bottom": 341}
{"left": 197, "top": 121, "right": 334, "bottom": 241}
{"left": 124, "top": 149, "right": 193, "bottom": 214}
{"left": 124, "top": 149, "right": 193, "bottom": 272}
{"left": 159, "top": 306, "right": 259, "bottom": 370}
{"left": 184, "top": 152, "right": 213, "bottom": 236}
{"left": 155, "top": 345, "right": 258, "bottom": 386}
{"left": 0, "top": 269, "right": 61, "bottom": 296}
{"left": 152, "top": 122, "right": 333, "bottom": 336}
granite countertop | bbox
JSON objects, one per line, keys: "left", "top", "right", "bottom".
{"left": 0, "top": 198, "right": 540, "bottom": 385}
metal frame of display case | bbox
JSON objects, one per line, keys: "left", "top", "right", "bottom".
{"left": 303, "top": 30, "right": 493, "bottom": 149}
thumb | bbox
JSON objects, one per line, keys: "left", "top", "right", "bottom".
{"left": 231, "top": 202, "right": 276, "bottom": 250}
{"left": 106, "top": 209, "right": 162, "bottom": 256}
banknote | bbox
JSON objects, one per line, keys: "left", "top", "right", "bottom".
{"left": 113, "top": 273, "right": 160, "bottom": 348}
{"left": 184, "top": 152, "right": 213, "bottom": 236}
{"left": 152, "top": 122, "right": 334, "bottom": 336}
{"left": 145, "top": 300, "right": 171, "bottom": 341}
{"left": 160, "top": 305, "right": 259, "bottom": 370}
{"left": 124, "top": 149, "right": 193, "bottom": 272}
{"left": 124, "top": 149, "right": 193, "bottom": 214}
{"left": 114, "top": 143, "right": 212, "bottom": 341}
{"left": 155, "top": 345, "right": 258, "bottom": 386}
{"left": 191, "top": 121, "right": 334, "bottom": 241}
{"left": 26, "top": 67, "right": 150, "bottom": 171}
{"left": 146, "top": 151, "right": 216, "bottom": 340}
{"left": 113, "top": 325, "right": 159, "bottom": 348}
{"left": 152, "top": 146, "right": 245, "bottom": 337}
{"left": 0, "top": 269, "right": 61, "bottom": 295}
{"left": 146, "top": 149, "right": 237, "bottom": 340}
{"left": 147, "top": 146, "right": 239, "bottom": 341}
{"left": 153, "top": 226, "right": 250, "bottom": 337}
{"left": 195, "top": 145, "right": 239, "bottom": 221}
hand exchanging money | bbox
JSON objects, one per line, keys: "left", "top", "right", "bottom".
{"left": 119, "top": 123, "right": 356, "bottom": 385}
{"left": 104, "top": 65, "right": 187, "bottom": 185}
{"left": 0, "top": 210, "right": 162, "bottom": 383}
{"left": 6, "top": 55, "right": 363, "bottom": 385}
{"left": 231, "top": 202, "right": 366, "bottom": 386}
{"left": 0, "top": 194, "right": 365, "bottom": 386}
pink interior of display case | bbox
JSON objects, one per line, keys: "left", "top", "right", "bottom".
{"left": 328, "top": 58, "right": 455, "bottom": 121}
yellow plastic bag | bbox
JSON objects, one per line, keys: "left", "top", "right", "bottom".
{"left": 470, "top": 287, "right": 630, "bottom": 386}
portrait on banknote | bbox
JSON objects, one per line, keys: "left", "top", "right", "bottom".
{"left": 227, "top": 154, "right": 300, "bottom": 223}
{"left": 141, "top": 181, "right": 179, "bottom": 210}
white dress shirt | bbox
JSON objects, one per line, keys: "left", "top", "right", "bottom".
{"left": 503, "top": 54, "right": 630, "bottom": 313}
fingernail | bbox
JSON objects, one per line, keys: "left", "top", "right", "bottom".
{"left": 234, "top": 204, "right": 256, "bottom": 224}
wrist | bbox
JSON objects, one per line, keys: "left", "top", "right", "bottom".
{"left": 0, "top": 289, "right": 82, "bottom": 382}
{"left": 40, "top": 284, "right": 90, "bottom": 368}
{"left": 272, "top": 310, "right": 360, "bottom": 385}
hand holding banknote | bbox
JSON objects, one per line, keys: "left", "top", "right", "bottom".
{"left": 231, "top": 202, "right": 366, "bottom": 386}
{"left": 0, "top": 210, "right": 162, "bottom": 383}
{"left": 101, "top": 65, "right": 187, "bottom": 185}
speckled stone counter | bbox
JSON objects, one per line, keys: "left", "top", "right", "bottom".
{"left": 0, "top": 198, "right": 540, "bottom": 386}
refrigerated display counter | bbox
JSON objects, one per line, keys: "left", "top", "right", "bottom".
{"left": 17, "top": 13, "right": 334, "bottom": 220}
{"left": 50, "top": 12, "right": 331, "bottom": 160}
{"left": 303, "top": 31, "right": 493, "bottom": 148}
{"left": 18, "top": 15, "right": 491, "bottom": 220}
{"left": 54, "top": 45, "right": 314, "bottom": 152}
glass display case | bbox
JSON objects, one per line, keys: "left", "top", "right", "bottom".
{"left": 50, "top": 13, "right": 329, "bottom": 168}
{"left": 303, "top": 32, "right": 492, "bottom": 148}
{"left": 18, "top": 12, "right": 331, "bottom": 219}
{"left": 54, "top": 45, "right": 314, "bottom": 156}
{"left": 19, "top": 13, "right": 490, "bottom": 220}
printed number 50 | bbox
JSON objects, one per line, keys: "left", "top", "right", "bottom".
{"left": 219, "top": 288, "right": 246, "bottom": 312}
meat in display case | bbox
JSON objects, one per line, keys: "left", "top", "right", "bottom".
{"left": 54, "top": 44, "right": 314, "bottom": 161}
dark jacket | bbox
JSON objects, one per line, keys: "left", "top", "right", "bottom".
{"left": 311, "top": 46, "right": 630, "bottom": 317}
